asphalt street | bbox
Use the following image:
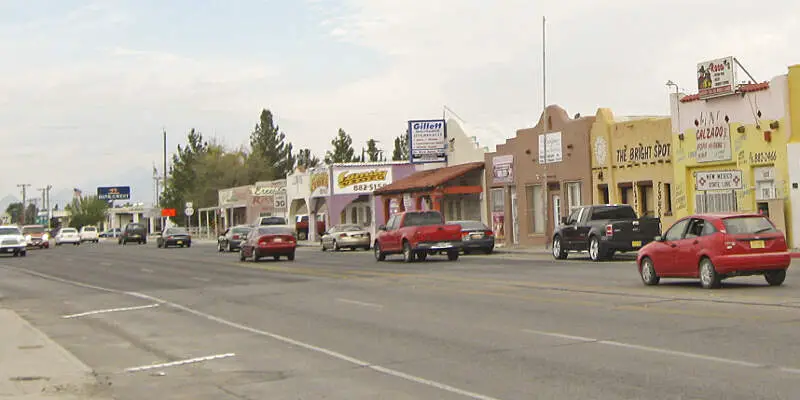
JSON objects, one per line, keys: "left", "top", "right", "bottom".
{"left": 1, "top": 240, "right": 800, "bottom": 399}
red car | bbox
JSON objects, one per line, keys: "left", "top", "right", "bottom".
{"left": 374, "top": 210, "right": 463, "bottom": 262}
{"left": 239, "top": 226, "right": 296, "bottom": 262}
{"left": 637, "top": 213, "right": 790, "bottom": 289}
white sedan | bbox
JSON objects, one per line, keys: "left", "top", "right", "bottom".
{"left": 79, "top": 226, "right": 99, "bottom": 243}
{"left": 55, "top": 228, "right": 81, "bottom": 246}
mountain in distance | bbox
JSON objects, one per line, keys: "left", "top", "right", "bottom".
{"left": 0, "top": 194, "right": 20, "bottom": 213}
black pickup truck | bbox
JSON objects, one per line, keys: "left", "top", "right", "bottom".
{"left": 552, "top": 204, "right": 661, "bottom": 261}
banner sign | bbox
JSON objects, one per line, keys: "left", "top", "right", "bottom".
{"left": 97, "top": 186, "right": 130, "bottom": 200}
{"left": 409, "top": 119, "right": 447, "bottom": 164}
{"left": 333, "top": 166, "right": 393, "bottom": 195}
{"left": 309, "top": 167, "right": 330, "bottom": 198}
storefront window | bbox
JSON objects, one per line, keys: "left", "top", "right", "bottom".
{"left": 366, "top": 206, "right": 372, "bottom": 224}
{"left": 525, "top": 185, "right": 545, "bottom": 234}
{"left": 566, "top": 182, "right": 581, "bottom": 212}
{"left": 695, "top": 191, "right": 737, "bottom": 213}
{"left": 351, "top": 207, "right": 358, "bottom": 224}
{"left": 490, "top": 188, "right": 504, "bottom": 212}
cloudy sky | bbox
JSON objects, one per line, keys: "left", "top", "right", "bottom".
{"left": 1, "top": 0, "right": 797, "bottom": 206}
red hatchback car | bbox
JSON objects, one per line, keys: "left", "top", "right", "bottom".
{"left": 637, "top": 213, "right": 790, "bottom": 289}
{"left": 239, "top": 226, "right": 296, "bottom": 262}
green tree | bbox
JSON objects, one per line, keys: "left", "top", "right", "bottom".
{"left": 65, "top": 196, "right": 108, "bottom": 229}
{"left": 246, "top": 109, "right": 295, "bottom": 182}
{"left": 5, "top": 202, "right": 23, "bottom": 224}
{"left": 325, "top": 128, "right": 357, "bottom": 164}
{"left": 365, "top": 139, "right": 384, "bottom": 162}
{"left": 296, "top": 148, "right": 320, "bottom": 170}
{"left": 392, "top": 132, "right": 409, "bottom": 161}
{"left": 161, "top": 128, "right": 209, "bottom": 217}
{"left": 24, "top": 204, "right": 37, "bottom": 225}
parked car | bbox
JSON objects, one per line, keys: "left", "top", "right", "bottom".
{"left": 637, "top": 213, "right": 790, "bottom": 289}
{"left": 296, "top": 214, "right": 326, "bottom": 240}
{"left": 552, "top": 204, "right": 661, "bottom": 261}
{"left": 157, "top": 227, "right": 192, "bottom": 248}
{"left": 257, "top": 216, "right": 288, "bottom": 226}
{"left": 448, "top": 220, "right": 495, "bottom": 254}
{"left": 374, "top": 210, "right": 463, "bottom": 262}
{"left": 99, "top": 228, "right": 120, "bottom": 238}
{"left": 320, "top": 224, "right": 370, "bottom": 251}
{"left": 218, "top": 225, "right": 252, "bottom": 252}
{"left": 79, "top": 225, "right": 100, "bottom": 243}
{"left": 22, "top": 224, "right": 50, "bottom": 249}
{"left": 239, "top": 225, "right": 297, "bottom": 262}
{"left": 55, "top": 228, "right": 81, "bottom": 246}
{"left": 0, "top": 225, "right": 27, "bottom": 256}
{"left": 119, "top": 223, "right": 147, "bottom": 245}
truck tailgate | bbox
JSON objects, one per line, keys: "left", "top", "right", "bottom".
{"left": 609, "top": 218, "right": 661, "bottom": 242}
{"left": 413, "top": 225, "right": 463, "bottom": 242}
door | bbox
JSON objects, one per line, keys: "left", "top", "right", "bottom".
{"left": 552, "top": 194, "right": 562, "bottom": 234}
{"left": 655, "top": 218, "right": 690, "bottom": 276}
{"left": 561, "top": 207, "right": 583, "bottom": 249}
{"left": 510, "top": 187, "right": 519, "bottom": 245}
{"left": 385, "top": 215, "right": 403, "bottom": 252}
{"left": 675, "top": 218, "right": 718, "bottom": 277}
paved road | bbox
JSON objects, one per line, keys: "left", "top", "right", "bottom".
{"left": 1, "top": 241, "right": 799, "bottom": 399}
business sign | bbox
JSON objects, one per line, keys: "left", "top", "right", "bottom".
{"left": 409, "top": 119, "right": 447, "bottom": 164}
{"left": 492, "top": 155, "right": 514, "bottom": 184}
{"left": 695, "top": 122, "right": 732, "bottom": 162}
{"left": 218, "top": 186, "right": 250, "bottom": 207}
{"left": 309, "top": 167, "right": 330, "bottom": 198}
{"left": 333, "top": 166, "right": 393, "bottom": 195}
{"left": 538, "top": 132, "right": 562, "bottom": 164}
{"left": 161, "top": 208, "right": 176, "bottom": 217}
{"left": 697, "top": 57, "right": 737, "bottom": 99}
{"left": 252, "top": 179, "right": 286, "bottom": 196}
{"left": 97, "top": 186, "right": 131, "bottom": 200}
{"left": 695, "top": 170, "right": 742, "bottom": 191}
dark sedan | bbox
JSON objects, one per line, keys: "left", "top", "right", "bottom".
{"left": 218, "top": 225, "right": 252, "bottom": 252}
{"left": 448, "top": 220, "right": 495, "bottom": 254}
{"left": 157, "top": 227, "right": 192, "bottom": 248}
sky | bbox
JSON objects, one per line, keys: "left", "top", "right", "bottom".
{"left": 1, "top": 0, "right": 798, "bottom": 208}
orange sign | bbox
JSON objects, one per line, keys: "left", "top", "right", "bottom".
{"left": 161, "top": 208, "right": 176, "bottom": 217}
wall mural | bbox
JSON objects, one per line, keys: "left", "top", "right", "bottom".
{"left": 673, "top": 182, "right": 687, "bottom": 211}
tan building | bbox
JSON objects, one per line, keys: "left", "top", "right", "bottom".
{"left": 485, "top": 105, "right": 594, "bottom": 247}
{"left": 590, "top": 109, "right": 676, "bottom": 227}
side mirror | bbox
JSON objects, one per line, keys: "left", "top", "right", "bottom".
{"left": 378, "top": 225, "right": 387, "bottom": 231}
{"left": 654, "top": 235, "right": 664, "bottom": 242}
{"left": 561, "top": 217, "right": 568, "bottom": 225}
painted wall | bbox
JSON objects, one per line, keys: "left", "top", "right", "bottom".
{"left": 590, "top": 109, "right": 675, "bottom": 227}
{"left": 670, "top": 73, "right": 793, "bottom": 243}
{"left": 786, "top": 65, "right": 800, "bottom": 247}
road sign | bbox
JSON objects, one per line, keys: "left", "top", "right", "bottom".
{"left": 161, "top": 208, "right": 176, "bottom": 217}
{"left": 273, "top": 194, "right": 287, "bottom": 209}
{"left": 185, "top": 207, "right": 194, "bottom": 216}
{"left": 97, "top": 186, "right": 131, "bottom": 200}
{"left": 185, "top": 202, "right": 193, "bottom": 208}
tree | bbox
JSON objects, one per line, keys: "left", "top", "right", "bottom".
{"left": 365, "top": 139, "right": 384, "bottom": 162}
{"left": 296, "top": 148, "right": 320, "bottom": 170}
{"left": 5, "top": 202, "right": 23, "bottom": 224}
{"left": 392, "top": 132, "right": 409, "bottom": 161}
{"left": 325, "top": 128, "right": 357, "bottom": 164}
{"left": 246, "top": 109, "right": 295, "bottom": 182}
{"left": 66, "top": 196, "right": 108, "bottom": 229}
{"left": 161, "top": 128, "right": 209, "bottom": 217}
{"left": 24, "top": 204, "right": 37, "bottom": 225}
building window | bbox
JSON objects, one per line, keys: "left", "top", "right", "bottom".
{"left": 340, "top": 209, "right": 347, "bottom": 224}
{"left": 638, "top": 184, "right": 653, "bottom": 217}
{"left": 598, "top": 185, "right": 610, "bottom": 204}
{"left": 664, "top": 183, "right": 672, "bottom": 214}
{"left": 620, "top": 187, "right": 630, "bottom": 204}
{"left": 491, "top": 188, "right": 504, "bottom": 212}
{"left": 526, "top": 185, "right": 545, "bottom": 234}
{"left": 365, "top": 206, "right": 372, "bottom": 224}
{"left": 565, "top": 182, "right": 582, "bottom": 212}
{"left": 695, "top": 191, "right": 737, "bottom": 213}
{"left": 351, "top": 207, "right": 358, "bottom": 224}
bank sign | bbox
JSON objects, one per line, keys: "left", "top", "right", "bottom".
{"left": 409, "top": 119, "right": 447, "bottom": 164}
{"left": 97, "top": 186, "right": 130, "bottom": 200}
{"left": 333, "top": 166, "right": 392, "bottom": 195}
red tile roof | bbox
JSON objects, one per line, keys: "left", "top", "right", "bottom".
{"left": 680, "top": 82, "right": 769, "bottom": 103}
{"left": 374, "top": 162, "right": 484, "bottom": 195}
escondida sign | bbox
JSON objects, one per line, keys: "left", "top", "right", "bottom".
{"left": 333, "top": 166, "right": 393, "bottom": 195}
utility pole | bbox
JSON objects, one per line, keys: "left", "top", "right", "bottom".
{"left": 541, "top": 15, "right": 549, "bottom": 250}
{"left": 162, "top": 129, "right": 168, "bottom": 230}
{"left": 17, "top": 184, "right": 30, "bottom": 225}
{"left": 38, "top": 187, "right": 46, "bottom": 225}
{"left": 39, "top": 185, "right": 53, "bottom": 228}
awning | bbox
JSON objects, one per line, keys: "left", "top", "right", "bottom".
{"left": 374, "top": 162, "right": 484, "bottom": 196}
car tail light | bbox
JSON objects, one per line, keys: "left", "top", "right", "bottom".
{"left": 233, "top": 234, "right": 240, "bottom": 240}
{"left": 167, "top": 236, "right": 174, "bottom": 240}
{"left": 339, "top": 233, "right": 348, "bottom": 238}
{"left": 259, "top": 237, "right": 270, "bottom": 247}
{"left": 461, "top": 231, "right": 470, "bottom": 238}
{"left": 605, "top": 224, "right": 613, "bottom": 237}
{"left": 485, "top": 230, "right": 494, "bottom": 236}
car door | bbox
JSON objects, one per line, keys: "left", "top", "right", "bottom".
{"left": 654, "top": 218, "right": 691, "bottom": 277}
{"left": 573, "top": 207, "right": 592, "bottom": 251}
{"left": 220, "top": 229, "right": 230, "bottom": 247}
{"left": 673, "top": 218, "right": 705, "bottom": 276}
{"left": 560, "top": 208, "right": 583, "bottom": 249}
{"left": 321, "top": 226, "right": 335, "bottom": 248}
{"left": 383, "top": 215, "right": 400, "bottom": 252}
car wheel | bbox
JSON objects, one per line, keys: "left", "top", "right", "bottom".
{"left": 588, "top": 236, "right": 604, "bottom": 262}
{"left": 298, "top": 231, "right": 308, "bottom": 240}
{"left": 447, "top": 251, "right": 459, "bottom": 261}
{"left": 374, "top": 242, "right": 385, "bottom": 261}
{"left": 252, "top": 250, "right": 260, "bottom": 263}
{"left": 239, "top": 249, "right": 246, "bottom": 262}
{"left": 402, "top": 241, "right": 414, "bottom": 263}
{"left": 416, "top": 252, "right": 428, "bottom": 261}
{"left": 484, "top": 247, "right": 494, "bottom": 255}
{"left": 288, "top": 252, "right": 295, "bottom": 261}
{"left": 226, "top": 243, "right": 232, "bottom": 252}
{"left": 552, "top": 236, "right": 568, "bottom": 260}
{"left": 187, "top": 242, "right": 191, "bottom": 248}
{"left": 764, "top": 269, "right": 787, "bottom": 286}
{"left": 639, "top": 257, "right": 660, "bottom": 286}
{"left": 273, "top": 255, "right": 280, "bottom": 261}
{"left": 321, "top": 241, "right": 327, "bottom": 251}
{"left": 218, "top": 242, "right": 224, "bottom": 252}
{"left": 699, "top": 257, "right": 721, "bottom": 289}
{"left": 333, "top": 240, "right": 340, "bottom": 252}
{"left": 363, "top": 245, "right": 370, "bottom": 251}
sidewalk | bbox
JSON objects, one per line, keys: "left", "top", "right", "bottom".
{"left": 0, "top": 309, "right": 111, "bottom": 399}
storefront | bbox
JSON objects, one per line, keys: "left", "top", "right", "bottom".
{"left": 216, "top": 185, "right": 252, "bottom": 229}
{"left": 590, "top": 109, "right": 676, "bottom": 227}
{"left": 485, "top": 105, "right": 594, "bottom": 247}
{"left": 251, "top": 179, "right": 288, "bottom": 220}
{"left": 671, "top": 64, "right": 793, "bottom": 242}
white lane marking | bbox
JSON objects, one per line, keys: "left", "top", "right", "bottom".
{"left": 0, "top": 266, "right": 500, "bottom": 400}
{"left": 523, "top": 329, "right": 794, "bottom": 372}
{"left": 192, "top": 277, "right": 211, "bottom": 282}
{"left": 141, "top": 268, "right": 154, "bottom": 273}
{"left": 100, "top": 261, "right": 113, "bottom": 267}
{"left": 336, "top": 298, "right": 383, "bottom": 309}
{"left": 62, "top": 304, "right": 160, "bottom": 319}
{"left": 125, "top": 353, "right": 235, "bottom": 373}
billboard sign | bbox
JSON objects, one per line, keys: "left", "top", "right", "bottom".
{"left": 697, "top": 57, "right": 737, "bottom": 99}
{"left": 492, "top": 155, "right": 514, "bottom": 184}
{"left": 409, "top": 119, "right": 447, "bottom": 164}
{"left": 97, "top": 186, "right": 131, "bottom": 200}
{"left": 309, "top": 167, "right": 330, "bottom": 198}
{"left": 538, "top": 132, "right": 563, "bottom": 164}
{"left": 333, "top": 166, "right": 393, "bottom": 195}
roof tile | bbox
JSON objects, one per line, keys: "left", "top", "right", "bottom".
{"left": 374, "top": 162, "right": 484, "bottom": 195}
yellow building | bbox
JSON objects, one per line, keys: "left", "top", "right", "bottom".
{"left": 590, "top": 109, "right": 676, "bottom": 227}
{"left": 670, "top": 72, "right": 794, "bottom": 242}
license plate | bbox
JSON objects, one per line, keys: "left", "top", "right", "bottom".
{"left": 177, "top": 240, "right": 183, "bottom": 244}
{"left": 431, "top": 242, "right": 451, "bottom": 249}
{"left": 471, "top": 234, "right": 483, "bottom": 239}
{"left": 632, "top": 241, "right": 642, "bottom": 247}
{"left": 750, "top": 240, "right": 765, "bottom": 249}
{"left": 274, "top": 238, "right": 283, "bottom": 242}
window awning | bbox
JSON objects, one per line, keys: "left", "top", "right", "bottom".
{"left": 374, "top": 162, "right": 484, "bottom": 196}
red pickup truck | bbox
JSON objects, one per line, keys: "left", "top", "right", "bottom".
{"left": 374, "top": 211, "right": 463, "bottom": 262}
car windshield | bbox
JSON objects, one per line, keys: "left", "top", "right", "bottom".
{"left": 449, "top": 221, "right": 487, "bottom": 230}
{"left": 0, "top": 227, "right": 20, "bottom": 236}
{"left": 339, "top": 225, "right": 361, "bottom": 232}
{"left": 83, "top": 227, "right": 97, "bottom": 232}
{"left": 166, "top": 228, "right": 188, "bottom": 235}
{"left": 232, "top": 227, "right": 251, "bottom": 234}
{"left": 62, "top": 228, "right": 77, "bottom": 233}
{"left": 403, "top": 212, "right": 444, "bottom": 226}
{"left": 258, "top": 226, "right": 293, "bottom": 236}
{"left": 22, "top": 226, "right": 44, "bottom": 234}
{"left": 590, "top": 206, "right": 637, "bottom": 220}
{"left": 723, "top": 216, "right": 776, "bottom": 234}
{"left": 261, "top": 217, "right": 287, "bottom": 225}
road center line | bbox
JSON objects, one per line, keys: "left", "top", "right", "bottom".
{"left": 125, "top": 353, "right": 235, "bottom": 373}
{"left": 141, "top": 268, "right": 154, "bottom": 273}
{"left": 336, "top": 298, "right": 383, "bottom": 309}
{"left": 62, "top": 304, "right": 160, "bottom": 319}
{"left": 192, "top": 277, "right": 211, "bottom": 282}
{"left": 522, "top": 328, "right": 794, "bottom": 372}
{"left": 2, "top": 265, "right": 501, "bottom": 400}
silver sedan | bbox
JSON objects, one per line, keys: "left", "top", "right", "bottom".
{"left": 321, "top": 224, "right": 371, "bottom": 251}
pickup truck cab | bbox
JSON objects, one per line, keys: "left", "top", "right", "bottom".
{"left": 374, "top": 211, "right": 462, "bottom": 262}
{"left": 552, "top": 204, "right": 661, "bottom": 261}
